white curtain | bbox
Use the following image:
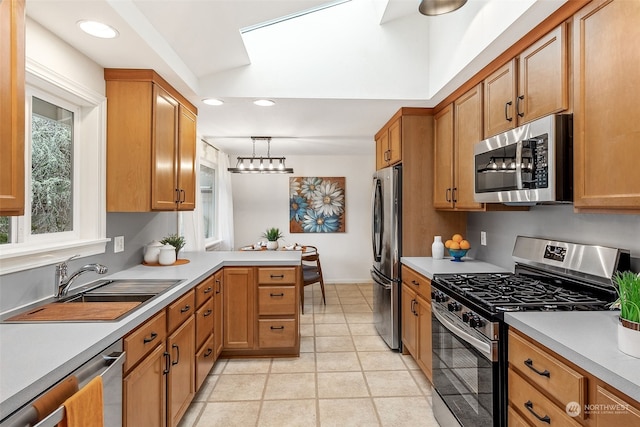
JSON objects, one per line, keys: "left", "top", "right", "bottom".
{"left": 180, "top": 145, "right": 205, "bottom": 252}
{"left": 217, "top": 154, "right": 235, "bottom": 250}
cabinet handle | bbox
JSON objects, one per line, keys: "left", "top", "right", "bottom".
{"left": 524, "top": 358, "right": 550, "bottom": 377}
{"left": 524, "top": 400, "right": 551, "bottom": 424}
{"left": 180, "top": 189, "right": 186, "bottom": 203}
{"left": 163, "top": 351, "right": 171, "bottom": 374}
{"left": 143, "top": 332, "right": 158, "bottom": 344}
{"left": 215, "top": 279, "right": 221, "bottom": 294}
{"left": 270, "top": 326, "right": 285, "bottom": 330}
{"left": 203, "top": 286, "right": 213, "bottom": 294}
{"left": 410, "top": 299, "right": 416, "bottom": 315}
{"left": 516, "top": 95, "right": 524, "bottom": 118}
{"left": 413, "top": 300, "right": 419, "bottom": 317}
{"left": 175, "top": 188, "right": 180, "bottom": 204}
{"left": 171, "top": 344, "right": 180, "bottom": 366}
{"left": 411, "top": 280, "right": 420, "bottom": 286}
{"left": 445, "top": 188, "right": 451, "bottom": 202}
{"left": 204, "top": 348, "right": 213, "bottom": 357}
{"left": 270, "top": 292, "right": 285, "bottom": 297}
{"left": 452, "top": 187, "right": 458, "bottom": 203}
{"left": 180, "top": 305, "right": 191, "bottom": 313}
{"left": 270, "top": 274, "right": 285, "bottom": 279}
{"left": 505, "top": 101, "right": 513, "bottom": 122}
{"left": 203, "top": 309, "right": 213, "bottom": 317}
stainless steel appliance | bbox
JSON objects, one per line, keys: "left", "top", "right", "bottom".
{"left": 1, "top": 340, "right": 125, "bottom": 427}
{"left": 431, "top": 236, "right": 630, "bottom": 427}
{"left": 474, "top": 114, "right": 573, "bottom": 205}
{"left": 371, "top": 164, "right": 401, "bottom": 350}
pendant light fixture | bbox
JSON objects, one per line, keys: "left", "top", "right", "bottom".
{"left": 418, "top": 0, "right": 467, "bottom": 16}
{"left": 228, "top": 137, "right": 294, "bottom": 174}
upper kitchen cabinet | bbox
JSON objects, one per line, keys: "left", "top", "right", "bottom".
{"left": 375, "top": 116, "right": 402, "bottom": 169}
{"left": 572, "top": 0, "right": 640, "bottom": 212}
{"left": 0, "top": 0, "right": 25, "bottom": 216}
{"left": 434, "top": 85, "right": 484, "bottom": 211}
{"left": 484, "top": 23, "right": 569, "bottom": 138}
{"left": 105, "top": 69, "right": 197, "bottom": 212}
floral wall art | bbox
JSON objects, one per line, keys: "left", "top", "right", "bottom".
{"left": 289, "top": 177, "right": 346, "bottom": 233}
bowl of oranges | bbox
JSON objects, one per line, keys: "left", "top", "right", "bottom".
{"left": 445, "top": 234, "right": 471, "bottom": 262}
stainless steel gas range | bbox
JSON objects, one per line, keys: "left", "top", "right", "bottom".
{"left": 430, "top": 236, "right": 630, "bottom": 427}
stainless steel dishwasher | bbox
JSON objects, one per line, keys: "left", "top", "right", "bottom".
{"left": 0, "top": 340, "right": 125, "bottom": 427}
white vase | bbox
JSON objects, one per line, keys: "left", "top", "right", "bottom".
{"left": 158, "top": 244, "right": 177, "bottom": 265}
{"left": 432, "top": 236, "right": 445, "bottom": 260}
{"left": 266, "top": 241, "right": 278, "bottom": 251}
{"left": 144, "top": 240, "right": 163, "bottom": 264}
{"left": 618, "top": 318, "right": 640, "bottom": 358}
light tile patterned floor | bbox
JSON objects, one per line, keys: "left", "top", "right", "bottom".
{"left": 178, "top": 283, "right": 440, "bottom": 427}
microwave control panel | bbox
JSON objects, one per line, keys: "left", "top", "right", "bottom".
{"left": 530, "top": 135, "right": 549, "bottom": 189}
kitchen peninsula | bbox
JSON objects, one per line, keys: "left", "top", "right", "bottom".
{"left": 0, "top": 250, "right": 301, "bottom": 423}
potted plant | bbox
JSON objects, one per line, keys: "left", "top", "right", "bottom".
{"left": 161, "top": 234, "right": 186, "bottom": 259}
{"left": 614, "top": 271, "right": 640, "bottom": 358}
{"left": 262, "top": 227, "right": 283, "bottom": 250}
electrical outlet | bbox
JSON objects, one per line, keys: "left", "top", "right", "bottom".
{"left": 480, "top": 231, "right": 487, "bottom": 246}
{"left": 114, "top": 236, "right": 125, "bottom": 253}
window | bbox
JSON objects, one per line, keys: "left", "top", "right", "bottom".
{"left": 200, "top": 142, "right": 219, "bottom": 247}
{"left": 0, "top": 63, "right": 108, "bottom": 274}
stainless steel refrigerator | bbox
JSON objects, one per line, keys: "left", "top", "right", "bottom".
{"left": 371, "top": 164, "right": 401, "bottom": 350}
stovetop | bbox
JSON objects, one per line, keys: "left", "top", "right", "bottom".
{"left": 433, "top": 273, "right": 614, "bottom": 314}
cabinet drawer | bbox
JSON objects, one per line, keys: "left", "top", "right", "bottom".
{"left": 168, "top": 290, "right": 195, "bottom": 334}
{"left": 195, "top": 276, "right": 215, "bottom": 308}
{"left": 508, "top": 368, "right": 581, "bottom": 427}
{"left": 195, "top": 298, "right": 214, "bottom": 349}
{"left": 258, "top": 268, "right": 297, "bottom": 284}
{"left": 509, "top": 330, "right": 586, "bottom": 414}
{"left": 124, "top": 310, "right": 167, "bottom": 373}
{"left": 258, "top": 319, "right": 297, "bottom": 348}
{"left": 258, "top": 286, "right": 296, "bottom": 315}
{"left": 195, "top": 334, "right": 215, "bottom": 391}
{"left": 508, "top": 405, "right": 532, "bottom": 427}
{"left": 401, "top": 266, "right": 431, "bottom": 302}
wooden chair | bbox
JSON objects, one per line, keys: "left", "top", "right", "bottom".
{"left": 301, "top": 246, "right": 326, "bottom": 313}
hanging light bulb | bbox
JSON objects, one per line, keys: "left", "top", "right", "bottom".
{"left": 259, "top": 158, "right": 264, "bottom": 170}
{"left": 278, "top": 159, "right": 284, "bottom": 170}
{"left": 227, "top": 137, "right": 294, "bottom": 173}
{"left": 238, "top": 159, "right": 245, "bottom": 170}
{"left": 269, "top": 159, "right": 274, "bottom": 170}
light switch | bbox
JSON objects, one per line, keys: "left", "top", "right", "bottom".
{"left": 114, "top": 236, "right": 125, "bottom": 253}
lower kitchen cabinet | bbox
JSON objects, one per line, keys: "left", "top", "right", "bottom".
{"left": 167, "top": 315, "right": 195, "bottom": 427}
{"left": 123, "top": 344, "right": 167, "bottom": 427}
{"left": 223, "top": 267, "right": 255, "bottom": 350}
{"left": 213, "top": 270, "right": 224, "bottom": 358}
{"left": 401, "top": 265, "right": 433, "bottom": 382}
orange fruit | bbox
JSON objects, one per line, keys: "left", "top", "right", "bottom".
{"left": 452, "top": 234, "right": 463, "bottom": 243}
{"left": 460, "top": 240, "right": 471, "bottom": 250}
{"left": 449, "top": 241, "right": 461, "bottom": 250}
{"left": 444, "top": 239, "right": 454, "bottom": 249}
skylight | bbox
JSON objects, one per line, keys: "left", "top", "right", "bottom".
{"left": 240, "top": 0, "right": 351, "bottom": 33}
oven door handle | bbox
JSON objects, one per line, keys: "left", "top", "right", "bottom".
{"left": 432, "top": 304, "right": 492, "bottom": 360}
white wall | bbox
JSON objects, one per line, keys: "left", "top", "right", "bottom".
{"left": 231, "top": 153, "right": 375, "bottom": 283}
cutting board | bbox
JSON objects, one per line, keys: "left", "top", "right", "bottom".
{"left": 6, "top": 301, "right": 142, "bottom": 322}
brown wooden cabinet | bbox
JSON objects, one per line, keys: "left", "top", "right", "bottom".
{"left": 104, "top": 69, "right": 197, "bottom": 212}
{"left": 375, "top": 117, "right": 402, "bottom": 169}
{"left": 194, "top": 275, "right": 215, "bottom": 391}
{"left": 593, "top": 385, "right": 640, "bottom": 426}
{"left": 123, "top": 343, "right": 167, "bottom": 427}
{"left": 223, "top": 267, "right": 255, "bottom": 350}
{"left": 572, "top": 0, "right": 640, "bottom": 212}
{"left": 167, "top": 315, "right": 195, "bottom": 427}
{"left": 484, "top": 24, "right": 568, "bottom": 138}
{"left": 0, "top": 0, "right": 25, "bottom": 216}
{"left": 213, "top": 270, "right": 224, "bottom": 358}
{"left": 401, "top": 266, "right": 433, "bottom": 382}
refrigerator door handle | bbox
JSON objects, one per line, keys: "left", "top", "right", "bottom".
{"left": 371, "top": 269, "right": 395, "bottom": 289}
{"left": 371, "top": 178, "right": 383, "bottom": 262}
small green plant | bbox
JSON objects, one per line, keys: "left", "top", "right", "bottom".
{"left": 161, "top": 234, "right": 186, "bottom": 257}
{"left": 614, "top": 271, "right": 640, "bottom": 323}
{"left": 262, "top": 227, "right": 283, "bottom": 242}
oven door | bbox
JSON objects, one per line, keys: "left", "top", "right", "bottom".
{"left": 431, "top": 303, "right": 498, "bottom": 427}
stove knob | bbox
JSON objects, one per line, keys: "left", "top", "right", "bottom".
{"left": 462, "top": 311, "right": 473, "bottom": 322}
{"left": 434, "top": 291, "right": 448, "bottom": 303}
{"left": 447, "top": 302, "right": 461, "bottom": 312}
{"left": 469, "top": 315, "right": 484, "bottom": 328}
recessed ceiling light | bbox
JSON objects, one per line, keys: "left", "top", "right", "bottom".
{"left": 203, "top": 98, "right": 224, "bottom": 106}
{"left": 254, "top": 99, "right": 275, "bottom": 107}
{"left": 77, "top": 20, "right": 119, "bottom": 39}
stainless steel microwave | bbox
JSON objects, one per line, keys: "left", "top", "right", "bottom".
{"left": 473, "top": 114, "right": 573, "bottom": 205}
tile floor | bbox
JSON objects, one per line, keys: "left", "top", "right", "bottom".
{"left": 178, "top": 282, "right": 440, "bottom": 427}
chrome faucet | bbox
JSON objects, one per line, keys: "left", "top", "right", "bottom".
{"left": 55, "top": 255, "right": 108, "bottom": 298}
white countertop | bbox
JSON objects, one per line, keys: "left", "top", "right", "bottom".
{"left": 401, "top": 256, "right": 509, "bottom": 279}
{"left": 0, "top": 250, "right": 300, "bottom": 420}
{"left": 505, "top": 311, "right": 640, "bottom": 403}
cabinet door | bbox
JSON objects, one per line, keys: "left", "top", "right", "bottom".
{"left": 484, "top": 59, "right": 517, "bottom": 138}
{"left": 376, "top": 131, "right": 389, "bottom": 170}
{"left": 167, "top": 315, "right": 195, "bottom": 427}
{"left": 177, "top": 105, "right": 196, "bottom": 210}
{"left": 453, "top": 84, "right": 484, "bottom": 210}
{"left": 0, "top": 0, "right": 25, "bottom": 216}
{"left": 517, "top": 24, "right": 568, "bottom": 124}
{"left": 594, "top": 385, "right": 640, "bottom": 426}
{"left": 573, "top": 0, "right": 640, "bottom": 211}
{"left": 401, "top": 283, "right": 418, "bottom": 356}
{"left": 195, "top": 298, "right": 214, "bottom": 350}
{"left": 152, "top": 84, "right": 179, "bottom": 211}
{"left": 123, "top": 344, "right": 167, "bottom": 427}
{"left": 416, "top": 294, "right": 432, "bottom": 382}
{"left": 433, "top": 104, "right": 454, "bottom": 209}
{"left": 388, "top": 118, "right": 402, "bottom": 165}
{"left": 214, "top": 270, "right": 224, "bottom": 357}
{"left": 223, "top": 267, "right": 255, "bottom": 349}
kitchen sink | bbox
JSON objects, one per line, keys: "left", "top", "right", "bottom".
{"left": 60, "top": 293, "right": 157, "bottom": 303}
